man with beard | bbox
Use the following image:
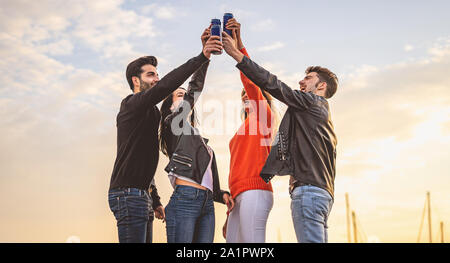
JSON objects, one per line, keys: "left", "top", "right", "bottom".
{"left": 222, "top": 30, "right": 338, "bottom": 243}
{"left": 108, "top": 28, "right": 222, "bottom": 243}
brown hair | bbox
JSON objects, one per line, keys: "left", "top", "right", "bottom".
{"left": 305, "top": 66, "right": 338, "bottom": 99}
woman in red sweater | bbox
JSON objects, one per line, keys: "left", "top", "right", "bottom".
{"left": 223, "top": 18, "right": 276, "bottom": 243}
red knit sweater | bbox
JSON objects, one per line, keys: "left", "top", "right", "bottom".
{"left": 228, "top": 48, "right": 273, "bottom": 199}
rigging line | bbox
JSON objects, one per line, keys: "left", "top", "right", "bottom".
{"left": 357, "top": 229, "right": 365, "bottom": 243}
{"left": 417, "top": 199, "right": 427, "bottom": 243}
{"left": 355, "top": 215, "right": 368, "bottom": 243}
{"left": 431, "top": 203, "right": 443, "bottom": 224}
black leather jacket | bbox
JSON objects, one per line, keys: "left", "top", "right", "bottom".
{"left": 162, "top": 61, "right": 229, "bottom": 204}
{"left": 236, "top": 56, "right": 337, "bottom": 198}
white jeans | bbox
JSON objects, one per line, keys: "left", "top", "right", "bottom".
{"left": 226, "top": 190, "right": 273, "bottom": 243}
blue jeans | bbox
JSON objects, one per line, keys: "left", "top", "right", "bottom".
{"left": 165, "top": 185, "right": 215, "bottom": 243}
{"left": 290, "top": 185, "right": 334, "bottom": 243}
{"left": 108, "top": 188, "right": 154, "bottom": 243}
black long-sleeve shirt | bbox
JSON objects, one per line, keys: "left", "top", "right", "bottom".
{"left": 109, "top": 52, "right": 209, "bottom": 192}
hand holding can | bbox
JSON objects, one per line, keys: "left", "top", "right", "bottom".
{"left": 223, "top": 13, "right": 233, "bottom": 36}
{"left": 210, "top": 18, "right": 222, "bottom": 55}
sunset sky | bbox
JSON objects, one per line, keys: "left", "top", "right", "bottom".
{"left": 1, "top": 0, "right": 449, "bottom": 243}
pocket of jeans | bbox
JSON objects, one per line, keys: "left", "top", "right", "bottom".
{"left": 108, "top": 196, "right": 119, "bottom": 214}
{"left": 312, "top": 196, "right": 332, "bottom": 222}
{"left": 290, "top": 188, "right": 302, "bottom": 200}
{"left": 108, "top": 195, "right": 129, "bottom": 222}
{"left": 175, "top": 187, "right": 197, "bottom": 201}
{"left": 124, "top": 195, "right": 149, "bottom": 220}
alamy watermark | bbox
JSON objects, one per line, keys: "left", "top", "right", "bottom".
{"left": 167, "top": 91, "right": 280, "bottom": 147}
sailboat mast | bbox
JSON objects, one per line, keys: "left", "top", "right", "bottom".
{"left": 352, "top": 211, "right": 358, "bottom": 243}
{"left": 345, "top": 193, "right": 351, "bottom": 243}
{"left": 427, "top": 191, "right": 432, "bottom": 243}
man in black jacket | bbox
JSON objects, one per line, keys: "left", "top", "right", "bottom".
{"left": 108, "top": 28, "right": 223, "bottom": 243}
{"left": 222, "top": 31, "right": 338, "bottom": 243}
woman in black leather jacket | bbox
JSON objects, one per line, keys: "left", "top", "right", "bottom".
{"left": 158, "top": 29, "right": 234, "bottom": 243}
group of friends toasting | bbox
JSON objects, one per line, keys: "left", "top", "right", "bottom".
{"left": 108, "top": 16, "right": 338, "bottom": 243}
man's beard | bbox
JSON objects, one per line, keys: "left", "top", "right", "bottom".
{"left": 139, "top": 79, "right": 153, "bottom": 92}
{"left": 307, "top": 81, "right": 321, "bottom": 93}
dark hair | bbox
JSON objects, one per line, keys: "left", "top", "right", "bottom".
{"left": 126, "top": 56, "right": 158, "bottom": 91}
{"left": 305, "top": 66, "right": 338, "bottom": 99}
{"left": 159, "top": 88, "right": 197, "bottom": 157}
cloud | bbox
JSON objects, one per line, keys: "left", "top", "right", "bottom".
{"left": 256, "top": 41, "right": 285, "bottom": 52}
{"left": 142, "top": 4, "right": 179, "bottom": 20}
{"left": 71, "top": 2, "right": 157, "bottom": 57}
{"left": 427, "top": 37, "right": 450, "bottom": 61}
{"left": 218, "top": 6, "right": 256, "bottom": 19}
{"left": 37, "top": 38, "right": 75, "bottom": 56}
{"left": 250, "top": 19, "right": 275, "bottom": 32}
{"left": 404, "top": 44, "right": 414, "bottom": 52}
{"left": 0, "top": 0, "right": 158, "bottom": 60}
{"left": 0, "top": 27, "right": 125, "bottom": 241}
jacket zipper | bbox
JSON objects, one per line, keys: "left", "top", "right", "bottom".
{"left": 173, "top": 153, "right": 193, "bottom": 162}
{"left": 173, "top": 158, "right": 192, "bottom": 167}
{"left": 278, "top": 131, "right": 287, "bottom": 161}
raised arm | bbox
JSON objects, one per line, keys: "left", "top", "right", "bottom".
{"left": 184, "top": 60, "right": 210, "bottom": 111}
{"left": 162, "top": 34, "right": 220, "bottom": 142}
{"left": 170, "top": 27, "right": 213, "bottom": 110}
{"left": 127, "top": 27, "right": 221, "bottom": 112}
{"left": 239, "top": 49, "right": 273, "bottom": 120}
{"left": 237, "top": 56, "right": 318, "bottom": 110}
{"left": 127, "top": 52, "right": 209, "bottom": 112}
{"left": 222, "top": 32, "right": 318, "bottom": 111}
{"left": 163, "top": 32, "right": 218, "bottom": 123}
{"left": 163, "top": 60, "right": 210, "bottom": 129}
{"left": 225, "top": 18, "right": 273, "bottom": 127}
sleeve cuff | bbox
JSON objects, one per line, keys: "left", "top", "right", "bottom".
{"left": 199, "top": 51, "right": 209, "bottom": 62}
{"left": 152, "top": 199, "right": 162, "bottom": 209}
{"left": 236, "top": 55, "right": 249, "bottom": 69}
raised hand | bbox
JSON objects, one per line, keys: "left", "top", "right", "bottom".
{"left": 225, "top": 18, "right": 243, "bottom": 49}
{"left": 222, "top": 31, "right": 244, "bottom": 62}
{"left": 202, "top": 35, "right": 223, "bottom": 59}
{"left": 201, "top": 25, "right": 211, "bottom": 47}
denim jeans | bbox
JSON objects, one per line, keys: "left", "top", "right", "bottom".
{"left": 108, "top": 188, "right": 154, "bottom": 243}
{"left": 165, "top": 185, "right": 215, "bottom": 243}
{"left": 290, "top": 185, "right": 334, "bottom": 243}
